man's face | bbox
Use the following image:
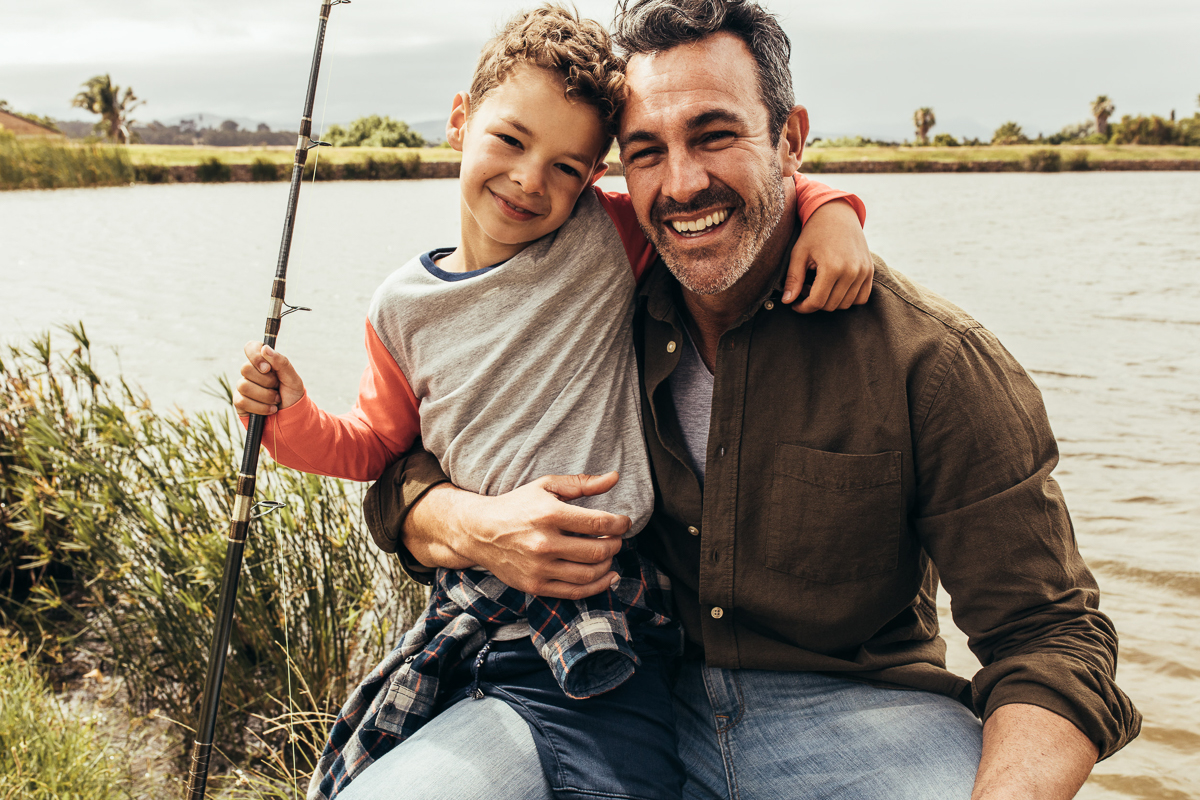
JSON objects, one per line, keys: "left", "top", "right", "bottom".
{"left": 620, "top": 33, "right": 790, "bottom": 296}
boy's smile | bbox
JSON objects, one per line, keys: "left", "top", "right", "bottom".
{"left": 441, "top": 64, "right": 609, "bottom": 273}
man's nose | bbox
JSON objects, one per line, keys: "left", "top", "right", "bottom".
{"left": 662, "top": 150, "right": 710, "bottom": 204}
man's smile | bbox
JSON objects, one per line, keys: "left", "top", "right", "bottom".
{"left": 667, "top": 208, "right": 732, "bottom": 237}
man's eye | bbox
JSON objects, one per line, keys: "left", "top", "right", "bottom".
{"left": 701, "top": 131, "right": 735, "bottom": 145}
{"left": 556, "top": 163, "right": 581, "bottom": 178}
{"left": 626, "top": 146, "right": 660, "bottom": 163}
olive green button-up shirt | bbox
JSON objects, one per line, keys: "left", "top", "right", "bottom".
{"left": 633, "top": 253, "right": 1138, "bottom": 759}
{"left": 366, "top": 253, "right": 1140, "bottom": 760}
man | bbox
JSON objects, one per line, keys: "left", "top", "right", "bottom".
{"left": 373, "top": 1, "right": 1139, "bottom": 797}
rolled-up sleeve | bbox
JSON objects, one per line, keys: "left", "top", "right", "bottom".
{"left": 363, "top": 444, "right": 449, "bottom": 585}
{"left": 913, "top": 327, "right": 1140, "bottom": 759}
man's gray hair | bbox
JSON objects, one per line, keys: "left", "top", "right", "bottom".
{"left": 612, "top": 0, "right": 795, "bottom": 142}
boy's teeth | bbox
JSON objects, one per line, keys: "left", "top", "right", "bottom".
{"left": 671, "top": 209, "right": 728, "bottom": 234}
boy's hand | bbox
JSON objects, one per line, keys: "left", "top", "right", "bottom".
{"left": 233, "top": 341, "right": 306, "bottom": 416}
{"left": 783, "top": 198, "right": 874, "bottom": 313}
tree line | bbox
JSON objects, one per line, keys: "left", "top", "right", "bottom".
{"left": 816, "top": 94, "right": 1200, "bottom": 149}
{"left": 9, "top": 74, "right": 428, "bottom": 148}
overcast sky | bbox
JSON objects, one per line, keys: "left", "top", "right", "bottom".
{"left": 3, "top": 0, "right": 1198, "bottom": 141}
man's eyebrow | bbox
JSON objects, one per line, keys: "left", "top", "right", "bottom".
{"left": 619, "top": 130, "right": 657, "bottom": 146}
{"left": 620, "top": 109, "right": 748, "bottom": 147}
{"left": 687, "top": 109, "right": 745, "bottom": 131}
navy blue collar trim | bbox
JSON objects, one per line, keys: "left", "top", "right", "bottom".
{"left": 420, "top": 247, "right": 508, "bottom": 282}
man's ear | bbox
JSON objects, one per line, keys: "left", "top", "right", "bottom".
{"left": 778, "top": 105, "right": 809, "bottom": 178}
{"left": 446, "top": 91, "right": 470, "bottom": 152}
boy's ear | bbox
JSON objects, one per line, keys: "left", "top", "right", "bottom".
{"left": 588, "top": 161, "right": 609, "bottom": 185}
{"left": 446, "top": 91, "right": 470, "bottom": 152}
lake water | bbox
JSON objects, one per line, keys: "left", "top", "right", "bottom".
{"left": 3, "top": 174, "right": 1198, "bottom": 798}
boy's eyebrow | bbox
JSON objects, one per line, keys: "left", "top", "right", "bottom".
{"left": 500, "top": 116, "right": 594, "bottom": 165}
{"left": 619, "top": 108, "right": 748, "bottom": 147}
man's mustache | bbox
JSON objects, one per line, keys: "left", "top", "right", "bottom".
{"left": 650, "top": 185, "right": 744, "bottom": 226}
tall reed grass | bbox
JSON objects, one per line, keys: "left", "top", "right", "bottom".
{"left": 0, "top": 325, "right": 426, "bottom": 774}
{"left": 0, "top": 630, "right": 129, "bottom": 800}
{"left": 0, "top": 132, "right": 134, "bottom": 190}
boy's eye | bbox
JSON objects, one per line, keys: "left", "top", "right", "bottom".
{"left": 556, "top": 163, "right": 581, "bottom": 178}
{"left": 496, "top": 133, "right": 521, "bottom": 148}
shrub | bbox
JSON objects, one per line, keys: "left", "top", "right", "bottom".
{"left": 340, "top": 153, "right": 422, "bottom": 181}
{"left": 1046, "top": 121, "right": 1093, "bottom": 145}
{"left": 1066, "top": 151, "right": 1090, "bottom": 171}
{"left": 326, "top": 115, "right": 426, "bottom": 148}
{"left": 0, "top": 631, "right": 129, "bottom": 799}
{"left": 1, "top": 326, "right": 425, "bottom": 764}
{"left": 802, "top": 155, "right": 826, "bottom": 172}
{"left": 1025, "top": 150, "right": 1062, "bottom": 172}
{"left": 134, "top": 163, "right": 170, "bottom": 184}
{"left": 991, "top": 121, "right": 1030, "bottom": 145}
{"left": 931, "top": 133, "right": 959, "bottom": 147}
{"left": 250, "top": 158, "right": 281, "bottom": 181}
{"left": 196, "top": 157, "right": 232, "bottom": 182}
{"left": 1109, "top": 114, "right": 1177, "bottom": 145}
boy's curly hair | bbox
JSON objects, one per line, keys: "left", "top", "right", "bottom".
{"left": 469, "top": 4, "right": 625, "bottom": 160}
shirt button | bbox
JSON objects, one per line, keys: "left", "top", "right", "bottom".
{"left": 687, "top": 526, "right": 700, "bottom": 536}
{"left": 717, "top": 446, "right": 726, "bottom": 457}
{"left": 764, "top": 300, "right": 775, "bottom": 311}
{"left": 711, "top": 607, "right": 724, "bottom": 619}
{"left": 667, "top": 341, "right": 677, "bottom": 353}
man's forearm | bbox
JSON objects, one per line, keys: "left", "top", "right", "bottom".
{"left": 401, "top": 483, "right": 476, "bottom": 570}
{"left": 971, "top": 703, "right": 1098, "bottom": 800}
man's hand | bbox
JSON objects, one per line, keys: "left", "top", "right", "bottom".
{"left": 233, "top": 341, "right": 306, "bottom": 416}
{"left": 784, "top": 198, "right": 873, "bottom": 313}
{"left": 406, "top": 472, "right": 630, "bottom": 600}
{"left": 971, "top": 703, "right": 1098, "bottom": 800}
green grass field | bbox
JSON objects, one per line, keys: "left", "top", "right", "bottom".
{"left": 119, "top": 142, "right": 1197, "bottom": 168}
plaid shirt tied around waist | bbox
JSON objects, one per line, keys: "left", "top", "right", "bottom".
{"left": 308, "top": 542, "right": 678, "bottom": 800}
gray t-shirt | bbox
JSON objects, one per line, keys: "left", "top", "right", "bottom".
{"left": 667, "top": 324, "right": 714, "bottom": 489}
{"left": 367, "top": 189, "right": 653, "bottom": 534}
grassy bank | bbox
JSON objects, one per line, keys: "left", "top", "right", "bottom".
{"left": 5, "top": 140, "right": 1198, "bottom": 190}
{"left": 0, "top": 133, "right": 134, "bottom": 189}
{"left": 1, "top": 326, "right": 426, "bottom": 794}
{"left": 122, "top": 142, "right": 1197, "bottom": 168}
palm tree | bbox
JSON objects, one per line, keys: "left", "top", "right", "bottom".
{"left": 1090, "top": 95, "right": 1115, "bottom": 138}
{"left": 913, "top": 107, "right": 936, "bottom": 145}
{"left": 72, "top": 75, "right": 143, "bottom": 144}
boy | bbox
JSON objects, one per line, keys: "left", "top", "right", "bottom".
{"left": 234, "top": 7, "right": 869, "bottom": 800}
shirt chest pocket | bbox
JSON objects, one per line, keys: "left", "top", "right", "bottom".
{"left": 766, "top": 444, "right": 903, "bottom": 584}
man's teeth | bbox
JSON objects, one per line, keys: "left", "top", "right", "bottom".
{"left": 671, "top": 209, "right": 728, "bottom": 234}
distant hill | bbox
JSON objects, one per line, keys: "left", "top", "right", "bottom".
{"left": 408, "top": 118, "right": 448, "bottom": 144}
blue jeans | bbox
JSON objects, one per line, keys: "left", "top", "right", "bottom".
{"left": 673, "top": 658, "right": 983, "bottom": 800}
{"left": 335, "top": 659, "right": 982, "bottom": 800}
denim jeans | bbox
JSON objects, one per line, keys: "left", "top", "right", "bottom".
{"left": 334, "top": 659, "right": 981, "bottom": 800}
{"left": 673, "top": 658, "right": 983, "bottom": 800}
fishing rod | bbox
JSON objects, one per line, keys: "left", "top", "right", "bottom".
{"left": 185, "top": 1, "right": 348, "bottom": 797}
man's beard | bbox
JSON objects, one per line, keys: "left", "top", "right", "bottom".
{"left": 643, "top": 161, "right": 786, "bottom": 296}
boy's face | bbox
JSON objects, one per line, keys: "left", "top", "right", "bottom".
{"left": 449, "top": 65, "right": 609, "bottom": 263}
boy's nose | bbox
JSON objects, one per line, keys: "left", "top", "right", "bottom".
{"left": 510, "top": 163, "right": 547, "bottom": 196}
